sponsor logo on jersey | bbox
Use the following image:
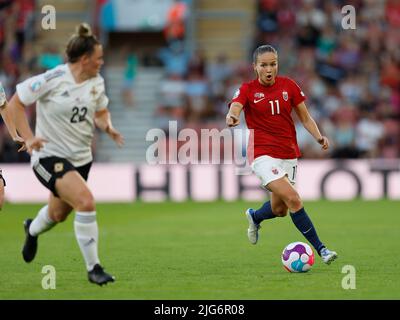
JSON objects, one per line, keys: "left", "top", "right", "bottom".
{"left": 253, "top": 92, "right": 266, "bottom": 103}
{"left": 54, "top": 162, "right": 64, "bottom": 173}
{"left": 254, "top": 97, "right": 266, "bottom": 103}
{"left": 272, "top": 168, "right": 279, "bottom": 175}
{"left": 61, "top": 90, "right": 69, "bottom": 97}
{"left": 282, "top": 91, "right": 288, "bottom": 101}
{"left": 30, "top": 80, "right": 42, "bottom": 93}
{"left": 232, "top": 89, "right": 240, "bottom": 99}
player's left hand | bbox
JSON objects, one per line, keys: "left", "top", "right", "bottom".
{"left": 107, "top": 126, "right": 124, "bottom": 147}
{"left": 13, "top": 135, "right": 27, "bottom": 152}
{"left": 318, "top": 136, "right": 329, "bottom": 150}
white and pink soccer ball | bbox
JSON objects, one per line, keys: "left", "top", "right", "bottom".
{"left": 281, "top": 242, "right": 315, "bottom": 272}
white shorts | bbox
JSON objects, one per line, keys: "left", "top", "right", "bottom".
{"left": 251, "top": 155, "right": 298, "bottom": 190}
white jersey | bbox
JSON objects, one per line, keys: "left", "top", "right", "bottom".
{"left": 16, "top": 64, "right": 109, "bottom": 167}
{"left": 0, "top": 82, "right": 6, "bottom": 107}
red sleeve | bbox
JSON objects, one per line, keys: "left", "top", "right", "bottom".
{"left": 228, "top": 83, "right": 249, "bottom": 109}
{"left": 288, "top": 78, "right": 306, "bottom": 107}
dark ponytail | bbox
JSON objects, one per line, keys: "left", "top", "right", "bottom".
{"left": 66, "top": 23, "right": 100, "bottom": 63}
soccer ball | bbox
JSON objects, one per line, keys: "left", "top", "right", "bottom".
{"left": 281, "top": 242, "right": 315, "bottom": 273}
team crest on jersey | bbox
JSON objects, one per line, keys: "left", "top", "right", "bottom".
{"left": 54, "top": 163, "right": 64, "bottom": 173}
{"left": 272, "top": 168, "right": 279, "bottom": 175}
{"left": 90, "top": 86, "right": 98, "bottom": 97}
{"left": 282, "top": 91, "right": 288, "bottom": 101}
{"left": 254, "top": 92, "right": 265, "bottom": 98}
{"left": 233, "top": 89, "right": 240, "bottom": 99}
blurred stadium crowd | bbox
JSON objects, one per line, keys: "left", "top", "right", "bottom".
{"left": 252, "top": 0, "right": 400, "bottom": 159}
{"left": 0, "top": 0, "right": 38, "bottom": 162}
{"left": 0, "top": 0, "right": 399, "bottom": 162}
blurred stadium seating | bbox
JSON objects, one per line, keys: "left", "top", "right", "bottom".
{"left": 0, "top": 0, "right": 399, "bottom": 164}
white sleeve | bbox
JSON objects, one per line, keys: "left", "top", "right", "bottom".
{"left": 0, "top": 82, "right": 6, "bottom": 106}
{"left": 16, "top": 68, "right": 63, "bottom": 106}
{"left": 95, "top": 80, "right": 109, "bottom": 111}
{"left": 96, "top": 92, "right": 109, "bottom": 111}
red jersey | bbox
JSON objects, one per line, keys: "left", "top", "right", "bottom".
{"left": 230, "top": 76, "right": 306, "bottom": 161}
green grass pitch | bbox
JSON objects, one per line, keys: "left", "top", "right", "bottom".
{"left": 0, "top": 200, "right": 399, "bottom": 300}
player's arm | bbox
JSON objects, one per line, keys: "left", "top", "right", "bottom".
{"left": 0, "top": 97, "right": 25, "bottom": 146}
{"left": 294, "top": 102, "right": 329, "bottom": 150}
{"left": 7, "top": 93, "right": 47, "bottom": 153}
{"left": 226, "top": 102, "right": 243, "bottom": 127}
{"left": 94, "top": 108, "right": 124, "bottom": 147}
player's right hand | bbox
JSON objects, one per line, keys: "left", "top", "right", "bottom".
{"left": 23, "top": 136, "right": 48, "bottom": 154}
{"left": 226, "top": 114, "right": 240, "bottom": 127}
{"left": 317, "top": 136, "right": 329, "bottom": 151}
{"left": 107, "top": 126, "right": 124, "bottom": 147}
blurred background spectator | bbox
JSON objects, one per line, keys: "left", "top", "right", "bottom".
{"left": 0, "top": 0, "right": 36, "bottom": 163}
{"left": 37, "top": 42, "right": 63, "bottom": 71}
{"left": 121, "top": 46, "right": 138, "bottom": 108}
{"left": 164, "top": 0, "right": 188, "bottom": 46}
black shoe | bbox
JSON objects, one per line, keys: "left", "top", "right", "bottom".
{"left": 22, "top": 219, "right": 38, "bottom": 263}
{"left": 88, "top": 264, "right": 115, "bottom": 286}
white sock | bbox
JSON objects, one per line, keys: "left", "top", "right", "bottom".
{"left": 29, "top": 205, "right": 56, "bottom": 236}
{"left": 74, "top": 211, "right": 100, "bottom": 271}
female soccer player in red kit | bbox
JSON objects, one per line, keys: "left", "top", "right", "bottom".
{"left": 226, "top": 45, "right": 337, "bottom": 264}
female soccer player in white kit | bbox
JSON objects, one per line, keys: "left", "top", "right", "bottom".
{"left": 8, "top": 23, "right": 124, "bottom": 285}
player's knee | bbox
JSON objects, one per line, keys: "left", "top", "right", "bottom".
{"left": 272, "top": 206, "right": 288, "bottom": 217}
{"left": 49, "top": 208, "right": 72, "bottom": 222}
{"left": 0, "top": 185, "right": 4, "bottom": 210}
{"left": 76, "top": 194, "right": 95, "bottom": 212}
{"left": 52, "top": 214, "right": 68, "bottom": 223}
{"left": 286, "top": 193, "right": 303, "bottom": 211}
